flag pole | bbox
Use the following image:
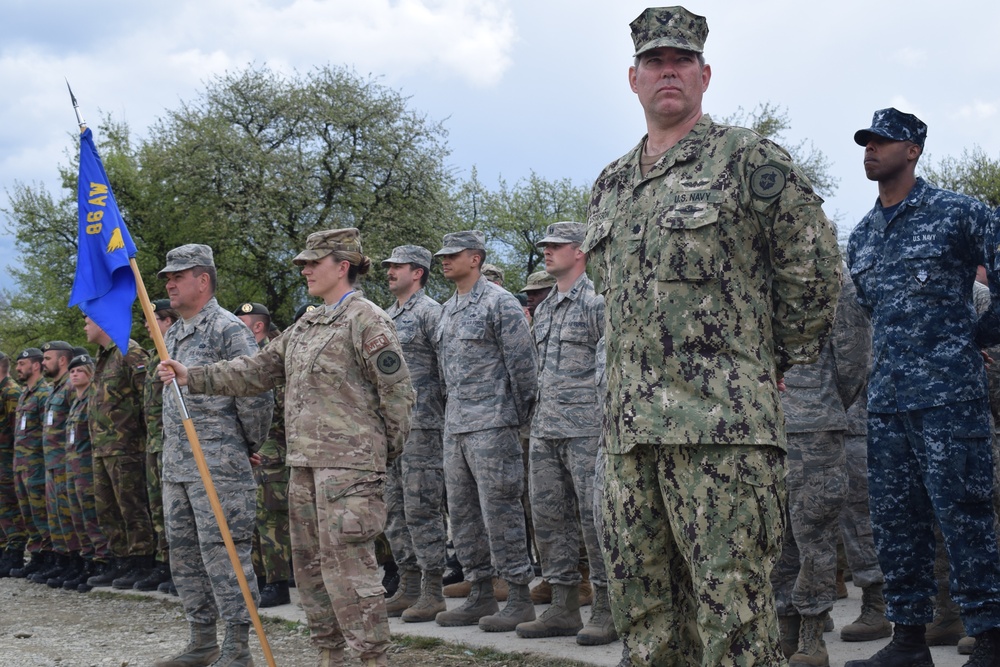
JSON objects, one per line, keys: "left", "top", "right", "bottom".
{"left": 68, "top": 83, "right": 277, "bottom": 667}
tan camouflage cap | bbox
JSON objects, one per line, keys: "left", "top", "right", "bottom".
{"left": 293, "top": 228, "right": 362, "bottom": 265}
{"left": 520, "top": 271, "right": 557, "bottom": 292}
{"left": 435, "top": 230, "right": 486, "bottom": 256}
{"left": 630, "top": 6, "right": 708, "bottom": 57}
{"left": 537, "top": 221, "right": 586, "bottom": 246}
{"left": 381, "top": 244, "right": 432, "bottom": 271}
{"left": 157, "top": 244, "right": 215, "bottom": 278}
{"left": 482, "top": 263, "right": 505, "bottom": 283}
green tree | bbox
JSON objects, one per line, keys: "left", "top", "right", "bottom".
{"left": 922, "top": 147, "right": 1000, "bottom": 208}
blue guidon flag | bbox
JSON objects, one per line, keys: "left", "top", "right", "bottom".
{"left": 68, "top": 127, "right": 137, "bottom": 351}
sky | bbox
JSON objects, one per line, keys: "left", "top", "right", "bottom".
{"left": 2, "top": 0, "right": 999, "bottom": 292}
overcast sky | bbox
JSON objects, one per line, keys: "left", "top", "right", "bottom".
{"left": 2, "top": 0, "right": 999, "bottom": 292}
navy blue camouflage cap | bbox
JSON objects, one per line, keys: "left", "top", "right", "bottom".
{"left": 293, "top": 228, "right": 362, "bottom": 265}
{"left": 435, "top": 230, "right": 486, "bottom": 256}
{"left": 537, "top": 221, "right": 586, "bottom": 246}
{"left": 854, "top": 108, "right": 927, "bottom": 148}
{"left": 381, "top": 244, "right": 432, "bottom": 271}
{"left": 17, "top": 348, "right": 43, "bottom": 360}
{"left": 158, "top": 244, "right": 215, "bottom": 278}
{"left": 234, "top": 302, "right": 270, "bottom": 317}
{"left": 630, "top": 6, "right": 708, "bottom": 57}
{"left": 41, "top": 340, "right": 74, "bottom": 353}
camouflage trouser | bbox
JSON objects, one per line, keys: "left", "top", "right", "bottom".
{"left": 94, "top": 454, "right": 155, "bottom": 558}
{"left": 252, "top": 464, "right": 291, "bottom": 583}
{"left": 529, "top": 435, "right": 606, "bottom": 586}
{"left": 384, "top": 428, "right": 446, "bottom": 574}
{"left": 772, "top": 431, "right": 848, "bottom": 617}
{"left": 603, "top": 443, "right": 786, "bottom": 667}
{"left": 289, "top": 466, "right": 390, "bottom": 661}
{"left": 14, "top": 465, "right": 49, "bottom": 553}
{"left": 838, "top": 434, "right": 884, "bottom": 589}
{"left": 444, "top": 426, "right": 534, "bottom": 585}
{"left": 66, "top": 452, "right": 109, "bottom": 560}
{"left": 146, "top": 450, "right": 168, "bottom": 562}
{"left": 45, "top": 466, "right": 80, "bottom": 554}
{"left": 868, "top": 399, "right": 1000, "bottom": 636}
{"left": 0, "top": 460, "right": 26, "bottom": 552}
{"left": 164, "top": 480, "right": 258, "bottom": 625}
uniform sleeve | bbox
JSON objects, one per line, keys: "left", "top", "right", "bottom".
{"left": 357, "top": 315, "right": 414, "bottom": 462}
{"left": 830, "top": 275, "right": 872, "bottom": 411}
{"left": 976, "top": 207, "right": 1000, "bottom": 348}
{"left": 495, "top": 293, "right": 538, "bottom": 426}
{"left": 125, "top": 343, "right": 150, "bottom": 396}
{"left": 190, "top": 332, "right": 287, "bottom": 397}
{"left": 750, "top": 139, "right": 843, "bottom": 373}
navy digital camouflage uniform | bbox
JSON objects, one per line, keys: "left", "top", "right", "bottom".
{"left": 384, "top": 287, "right": 446, "bottom": 576}
{"left": 14, "top": 375, "right": 51, "bottom": 554}
{"left": 529, "top": 270, "right": 606, "bottom": 587}
{"left": 772, "top": 273, "right": 871, "bottom": 617}
{"left": 0, "top": 374, "right": 25, "bottom": 556}
{"left": 848, "top": 176, "right": 1000, "bottom": 636}
{"left": 437, "top": 273, "right": 538, "bottom": 587}
{"left": 42, "top": 372, "right": 80, "bottom": 556}
{"left": 163, "top": 296, "right": 272, "bottom": 626}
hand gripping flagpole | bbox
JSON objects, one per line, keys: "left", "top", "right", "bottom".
{"left": 67, "top": 83, "right": 277, "bottom": 667}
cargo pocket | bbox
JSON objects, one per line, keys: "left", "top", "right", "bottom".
{"left": 336, "top": 492, "right": 387, "bottom": 544}
{"left": 956, "top": 429, "right": 994, "bottom": 503}
{"left": 653, "top": 201, "right": 722, "bottom": 283}
{"left": 736, "top": 448, "right": 786, "bottom": 555}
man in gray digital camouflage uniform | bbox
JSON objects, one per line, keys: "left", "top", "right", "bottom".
{"left": 153, "top": 244, "right": 273, "bottom": 667}
{"left": 381, "top": 245, "right": 448, "bottom": 623}
{"left": 433, "top": 230, "right": 539, "bottom": 633}
{"left": 511, "top": 222, "right": 613, "bottom": 646}
{"left": 582, "top": 7, "right": 841, "bottom": 665}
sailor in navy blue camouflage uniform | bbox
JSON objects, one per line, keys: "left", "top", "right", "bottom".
{"left": 846, "top": 107, "right": 1000, "bottom": 667}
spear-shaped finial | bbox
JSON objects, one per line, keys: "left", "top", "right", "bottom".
{"left": 66, "top": 79, "right": 85, "bottom": 130}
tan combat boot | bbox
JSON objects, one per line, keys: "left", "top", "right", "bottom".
{"left": 153, "top": 622, "right": 220, "bottom": 667}
{"left": 443, "top": 575, "right": 507, "bottom": 600}
{"left": 576, "top": 584, "right": 618, "bottom": 645}
{"left": 516, "top": 583, "right": 583, "bottom": 638}
{"left": 401, "top": 571, "right": 447, "bottom": 623}
{"left": 925, "top": 599, "right": 965, "bottom": 646}
{"left": 316, "top": 647, "right": 345, "bottom": 667}
{"left": 779, "top": 613, "right": 801, "bottom": 659}
{"left": 479, "top": 582, "right": 535, "bottom": 632}
{"left": 384, "top": 567, "right": 421, "bottom": 617}
{"left": 530, "top": 579, "right": 552, "bottom": 604}
{"left": 578, "top": 564, "right": 593, "bottom": 606}
{"left": 789, "top": 614, "right": 829, "bottom": 667}
{"left": 209, "top": 623, "right": 253, "bottom": 667}
{"left": 841, "top": 583, "right": 892, "bottom": 642}
{"left": 435, "top": 577, "right": 499, "bottom": 626}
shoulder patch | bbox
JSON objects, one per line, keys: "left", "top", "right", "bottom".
{"left": 364, "top": 333, "right": 390, "bottom": 356}
{"left": 376, "top": 350, "right": 402, "bottom": 375}
{"left": 750, "top": 164, "right": 787, "bottom": 199}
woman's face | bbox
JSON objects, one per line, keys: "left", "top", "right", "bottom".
{"left": 301, "top": 254, "right": 349, "bottom": 304}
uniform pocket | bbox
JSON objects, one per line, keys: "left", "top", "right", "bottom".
{"left": 653, "top": 201, "right": 722, "bottom": 282}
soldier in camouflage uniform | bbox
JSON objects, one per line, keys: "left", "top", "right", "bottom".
{"left": 433, "top": 230, "right": 539, "bottom": 633}
{"left": 234, "top": 301, "right": 292, "bottom": 608}
{"left": 482, "top": 263, "right": 505, "bottom": 286}
{"left": 63, "top": 353, "right": 111, "bottom": 592}
{"left": 83, "top": 316, "right": 156, "bottom": 590}
{"left": 160, "top": 229, "right": 414, "bottom": 667}
{"left": 0, "top": 352, "right": 25, "bottom": 576}
{"left": 582, "top": 8, "right": 841, "bottom": 665}
{"left": 10, "top": 348, "right": 53, "bottom": 579}
{"left": 35, "top": 340, "right": 83, "bottom": 587}
{"left": 381, "top": 245, "right": 448, "bottom": 623}
{"left": 772, "top": 272, "right": 881, "bottom": 664}
{"left": 846, "top": 109, "right": 1000, "bottom": 667}
{"left": 511, "top": 222, "right": 612, "bottom": 645}
{"left": 134, "top": 299, "right": 178, "bottom": 593}
{"left": 153, "top": 244, "right": 272, "bottom": 667}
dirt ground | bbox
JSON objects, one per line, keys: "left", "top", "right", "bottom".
{"left": 0, "top": 578, "right": 593, "bottom": 667}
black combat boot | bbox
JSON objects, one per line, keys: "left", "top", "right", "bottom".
{"left": 134, "top": 561, "right": 172, "bottom": 591}
{"left": 11, "top": 551, "right": 46, "bottom": 578}
{"left": 0, "top": 548, "right": 18, "bottom": 577}
{"left": 29, "top": 551, "right": 61, "bottom": 583}
{"left": 63, "top": 558, "right": 95, "bottom": 590}
{"left": 87, "top": 557, "right": 124, "bottom": 587}
{"left": 114, "top": 554, "right": 156, "bottom": 589}
{"left": 964, "top": 626, "right": 1000, "bottom": 666}
{"left": 48, "top": 553, "right": 84, "bottom": 588}
{"left": 844, "top": 623, "right": 935, "bottom": 667}
{"left": 258, "top": 580, "right": 290, "bottom": 608}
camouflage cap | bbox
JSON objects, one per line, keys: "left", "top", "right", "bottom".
{"left": 18, "top": 348, "right": 43, "bottom": 360}
{"left": 482, "top": 263, "right": 505, "bottom": 283}
{"left": 41, "top": 340, "right": 74, "bottom": 353}
{"left": 151, "top": 299, "right": 173, "bottom": 314}
{"left": 630, "top": 6, "right": 708, "bottom": 57}
{"left": 234, "top": 302, "right": 270, "bottom": 317}
{"left": 381, "top": 244, "right": 432, "bottom": 271}
{"left": 293, "top": 228, "right": 362, "bottom": 265}
{"left": 520, "top": 271, "right": 557, "bottom": 292}
{"left": 537, "top": 221, "right": 586, "bottom": 246}
{"left": 68, "top": 353, "right": 95, "bottom": 371}
{"left": 157, "top": 244, "right": 215, "bottom": 278}
{"left": 854, "top": 108, "right": 927, "bottom": 148}
{"left": 435, "top": 230, "right": 486, "bottom": 256}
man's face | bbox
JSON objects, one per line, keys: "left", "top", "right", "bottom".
{"left": 863, "top": 136, "right": 920, "bottom": 183}
{"left": 542, "top": 242, "right": 581, "bottom": 279}
{"left": 525, "top": 288, "right": 551, "bottom": 315}
{"left": 163, "top": 269, "right": 203, "bottom": 311}
{"left": 386, "top": 263, "right": 420, "bottom": 296}
{"left": 42, "top": 351, "right": 64, "bottom": 378}
{"left": 15, "top": 358, "right": 38, "bottom": 382}
{"left": 83, "top": 317, "right": 103, "bottom": 344}
{"left": 629, "top": 47, "right": 710, "bottom": 129}
{"left": 439, "top": 250, "right": 476, "bottom": 283}
{"left": 237, "top": 315, "right": 267, "bottom": 343}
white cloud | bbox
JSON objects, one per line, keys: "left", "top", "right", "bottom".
{"left": 954, "top": 100, "right": 999, "bottom": 121}
{"left": 890, "top": 47, "right": 926, "bottom": 67}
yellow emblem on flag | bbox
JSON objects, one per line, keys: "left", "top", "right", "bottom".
{"left": 106, "top": 227, "right": 125, "bottom": 253}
